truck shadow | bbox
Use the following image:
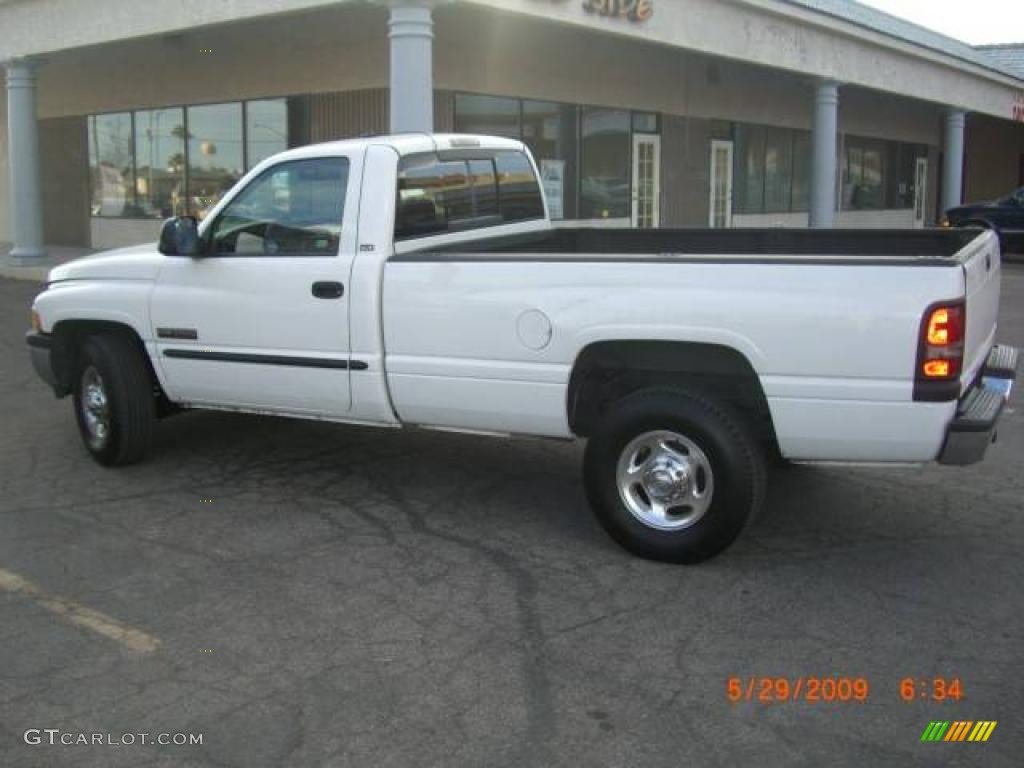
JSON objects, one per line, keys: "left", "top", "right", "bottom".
{"left": 149, "top": 408, "right": 1005, "bottom": 568}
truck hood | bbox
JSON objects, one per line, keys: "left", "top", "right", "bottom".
{"left": 48, "top": 243, "right": 165, "bottom": 283}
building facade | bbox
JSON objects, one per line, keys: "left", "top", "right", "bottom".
{"left": 2, "top": 0, "right": 1023, "bottom": 258}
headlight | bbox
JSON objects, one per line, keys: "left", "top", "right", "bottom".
{"left": 30, "top": 309, "right": 42, "bottom": 333}
{"left": 940, "top": 217, "right": 951, "bottom": 228}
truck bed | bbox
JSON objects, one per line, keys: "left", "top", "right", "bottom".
{"left": 399, "top": 227, "right": 983, "bottom": 265}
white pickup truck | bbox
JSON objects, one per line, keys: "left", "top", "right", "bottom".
{"left": 26, "top": 134, "right": 1018, "bottom": 563}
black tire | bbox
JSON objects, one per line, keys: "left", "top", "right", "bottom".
{"left": 583, "top": 389, "right": 765, "bottom": 564}
{"left": 72, "top": 333, "right": 156, "bottom": 466}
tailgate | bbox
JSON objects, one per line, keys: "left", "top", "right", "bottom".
{"left": 958, "top": 230, "right": 1001, "bottom": 392}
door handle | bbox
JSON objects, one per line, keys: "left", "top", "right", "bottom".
{"left": 311, "top": 281, "right": 344, "bottom": 299}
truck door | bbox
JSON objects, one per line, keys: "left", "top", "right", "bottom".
{"left": 150, "top": 152, "right": 360, "bottom": 417}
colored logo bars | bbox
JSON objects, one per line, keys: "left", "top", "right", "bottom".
{"left": 921, "top": 721, "right": 997, "bottom": 742}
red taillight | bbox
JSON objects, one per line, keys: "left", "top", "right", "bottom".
{"left": 925, "top": 306, "right": 963, "bottom": 347}
{"left": 914, "top": 301, "right": 965, "bottom": 401}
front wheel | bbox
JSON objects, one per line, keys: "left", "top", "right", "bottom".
{"left": 72, "top": 333, "right": 156, "bottom": 466}
{"left": 583, "top": 390, "right": 765, "bottom": 563}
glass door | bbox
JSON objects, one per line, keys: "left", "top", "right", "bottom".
{"left": 631, "top": 134, "right": 661, "bottom": 228}
{"left": 709, "top": 140, "right": 734, "bottom": 228}
{"left": 913, "top": 157, "right": 928, "bottom": 229}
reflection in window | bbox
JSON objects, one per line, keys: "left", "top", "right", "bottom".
{"left": 734, "top": 124, "right": 766, "bottom": 215}
{"left": 885, "top": 142, "right": 926, "bottom": 210}
{"left": 188, "top": 102, "right": 244, "bottom": 220}
{"left": 134, "top": 107, "right": 185, "bottom": 219}
{"left": 396, "top": 156, "right": 499, "bottom": 238}
{"left": 211, "top": 158, "right": 349, "bottom": 256}
{"left": 495, "top": 151, "right": 545, "bottom": 222}
{"left": 246, "top": 99, "right": 288, "bottom": 170}
{"left": 844, "top": 137, "right": 886, "bottom": 210}
{"left": 764, "top": 127, "right": 793, "bottom": 214}
{"left": 632, "top": 112, "right": 659, "bottom": 134}
{"left": 89, "top": 99, "right": 292, "bottom": 220}
{"left": 733, "top": 124, "right": 814, "bottom": 215}
{"left": 522, "top": 100, "right": 576, "bottom": 220}
{"left": 88, "top": 113, "right": 133, "bottom": 216}
{"left": 791, "top": 131, "right": 811, "bottom": 213}
{"left": 580, "top": 107, "right": 630, "bottom": 219}
{"left": 395, "top": 152, "right": 544, "bottom": 239}
{"left": 453, "top": 94, "right": 520, "bottom": 138}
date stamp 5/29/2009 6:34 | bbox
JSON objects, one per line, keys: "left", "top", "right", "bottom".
{"left": 725, "top": 676, "right": 965, "bottom": 705}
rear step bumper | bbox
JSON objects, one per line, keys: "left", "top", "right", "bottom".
{"left": 939, "top": 345, "right": 1018, "bottom": 466}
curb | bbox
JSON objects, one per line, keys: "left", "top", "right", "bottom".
{"left": 0, "top": 263, "right": 49, "bottom": 282}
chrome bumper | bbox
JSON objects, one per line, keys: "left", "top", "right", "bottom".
{"left": 938, "top": 345, "right": 1018, "bottom": 466}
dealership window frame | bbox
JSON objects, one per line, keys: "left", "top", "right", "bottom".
{"left": 88, "top": 96, "right": 290, "bottom": 221}
{"left": 452, "top": 91, "right": 659, "bottom": 222}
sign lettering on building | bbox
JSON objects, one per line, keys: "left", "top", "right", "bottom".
{"left": 581, "top": 0, "right": 653, "bottom": 22}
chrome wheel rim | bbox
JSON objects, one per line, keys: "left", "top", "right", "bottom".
{"left": 615, "top": 430, "right": 714, "bottom": 531}
{"left": 80, "top": 366, "right": 111, "bottom": 450}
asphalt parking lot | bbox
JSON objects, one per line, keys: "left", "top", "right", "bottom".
{"left": 1, "top": 267, "right": 1022, "bottom": 768}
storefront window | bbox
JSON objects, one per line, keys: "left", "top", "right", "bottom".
{"left": 453, "top": 93, "right": 657, "bottom": 223}
{"left": 632, "top": 112, "right": 659, "bottom": 134}
{"left": 886, "top": 142, "right": 925, "bottom": 210}
{"left": 791, "top": 131, "right": 811, "bottom": 213}
{"left": 133, "top": 108, "right": 185, "bottom": 219}
{"left": 764, "top": 127, "right": 793, "bottom": 214}
{"left": 88, "top": 113, "right": 134, "bottom": 217}
{"left": 89, "top": 99, "right": 291, "bottom": 220}
{"left": 453, "top": 94, "right": 520, "bottom": 139}
{"left": 522, "top": 100, "right": 577, "bottom": 220}
{"left": 246, "top": 99, "right": 289, "bottom": 170}
{"left": 844, "top": 137, "right": 886, "bottom": 210}
{"left": 580, "top": 107, "right": 630, "bottom": 219}
{"left": 187, "top": 102, "right": 244, "bottom": 219}
{"left": 734, "top": 124, "right": 814, "bottom": 215}
{"left": 734, "top": 124, "right": 766, "bottom": 215}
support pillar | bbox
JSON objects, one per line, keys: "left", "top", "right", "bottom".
{"left": 810, "top": 80, "right": 839, "bottom": 229}
{"left": 5, "top": 59, "right": 46, "bottom": 262}
{"left": 942, "top": 109, "right": 966, "bottom": 214}
{"left": 385, "top": 1, "right": 439, "bottom": 134}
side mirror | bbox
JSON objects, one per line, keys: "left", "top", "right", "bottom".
{"left": 158, "top": 216, "right": 201, "bottom": 256}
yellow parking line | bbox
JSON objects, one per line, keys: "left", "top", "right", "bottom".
{"left": 0, "top": 568, "right": 160, "bottom": 653}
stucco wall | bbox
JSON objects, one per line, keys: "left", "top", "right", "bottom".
{"left": 28, "top": 3, "right": 945, "bottom": 150}
{"left": 474, "top": 0, "right": 1023, "bottom": 120}
{"left": 1, "top": 0, "right": 1019, "bottom": 119}
{"left": 33, "top": 5, "right": 388, "bottom": 119}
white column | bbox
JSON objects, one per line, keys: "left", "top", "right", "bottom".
{"left": 6, "top": 59, "right": 46, "bottom": 261}
{"left": 942, "top": 109, "right": 966, "bottom": 214}
{"left": 809, "top": 80, "right": 839, "bottom": 229}
{"left": 385, "top": 1, "right": 441, "bottom": 134}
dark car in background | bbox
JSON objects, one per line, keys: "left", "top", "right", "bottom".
{"left": 944, "top": 187, "right": 1024, "bottom": 254}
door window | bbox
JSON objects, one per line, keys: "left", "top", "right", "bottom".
{"left": 209, "top": 157, "right": 349, "bottom": 256}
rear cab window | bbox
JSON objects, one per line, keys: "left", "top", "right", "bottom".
{"left": 395, "top": 150, "right": 545, "bottom": 240}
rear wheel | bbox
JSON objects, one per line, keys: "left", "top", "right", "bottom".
{"left": 583, "top": 389, "right": 765, "bottom": 563}
{"left": 72, "top": 334, "right": 155, "bottom": 466}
